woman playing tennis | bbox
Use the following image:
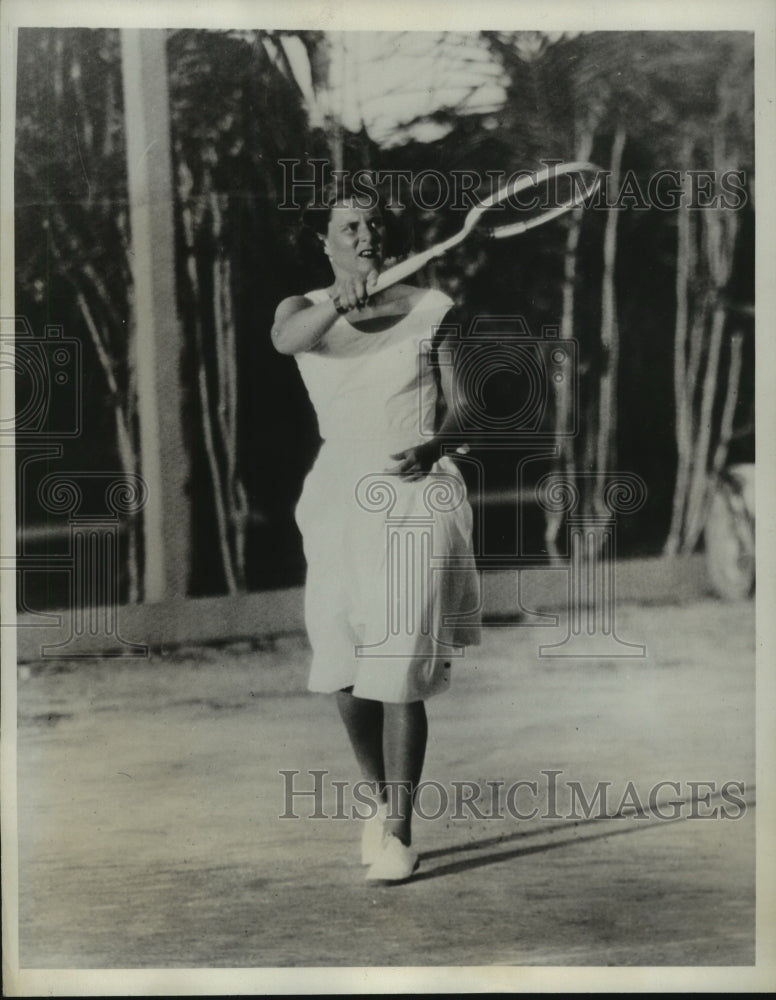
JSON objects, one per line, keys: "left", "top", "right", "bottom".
{"left": 272, "top": 181, "right": 480, "bottom": 884}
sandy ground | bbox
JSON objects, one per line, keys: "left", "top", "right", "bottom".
{"left": 15, "top": 597, "right": 755, "bottom": 970}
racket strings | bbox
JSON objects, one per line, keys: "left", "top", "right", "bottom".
{"left": 373, "top": 162, "right": 601, "bottom": 293}
{"left": 482, "top": 171, "right": 599, "bottom": 237}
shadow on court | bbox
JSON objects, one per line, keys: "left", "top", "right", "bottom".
{"left": 411, "top": 804, "right": 753, "bottom": 883}
{"left": 15, "top": 597, "right": 755, "bottom": 968}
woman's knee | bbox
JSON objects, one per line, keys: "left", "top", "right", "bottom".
{"left": 383, "top": 699, "right": 427, "bottom": 720}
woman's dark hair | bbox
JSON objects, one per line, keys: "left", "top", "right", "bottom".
{"left": 297, "top": 175, "right": 405, "bottom": 276}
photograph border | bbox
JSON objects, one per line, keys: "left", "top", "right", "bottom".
{"left": 2, "top": 0, "right": 775, "bottom": 994}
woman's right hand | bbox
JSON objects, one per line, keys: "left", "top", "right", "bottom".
{"left": 329, "top": 270, "right": 380, "bottom": 313}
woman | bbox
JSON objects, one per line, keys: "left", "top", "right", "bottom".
{"left": 272, "top": 183, "right": 480, "bottom": 883}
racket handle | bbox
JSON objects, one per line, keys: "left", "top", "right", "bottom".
{"left": 373, "top": 250, "right": 437, "bottom": 293}
{"left": 373, "top": 231, "right": 462, "bottom": 292}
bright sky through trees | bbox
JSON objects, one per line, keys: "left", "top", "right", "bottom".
{"left": 281, "top": 31, "right": 509, "bottom": 146}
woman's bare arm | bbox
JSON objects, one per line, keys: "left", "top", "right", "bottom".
{"left": 272, "top": 272, "right": 380, "bottom": 355}
{"left": 271, "top": 295, "right": 340, "bottom": 356}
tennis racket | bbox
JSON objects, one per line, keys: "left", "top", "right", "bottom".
{"left": 373, "top": 160, "right": 601, "bottom": 293}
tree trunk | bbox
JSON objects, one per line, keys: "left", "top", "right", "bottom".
{"left": 74, "top": 290, "right": 141, "bottom": 602}
{"left": 664, "top": 125, "right": 740, "bottom": 555}
{"left": 592, "top": 125, "right": 626, "bottom": 519}
{"left": 710, "top": 330, "right": 744, "bottom": 479}
{"left": 682, "top": 303, "right": 725, "bottom": 552}
{"left": 210, "top": 191, "right": 248, "bottom": 588}
{"left": 179, "top": 189, "right": 240, "bottom": 595}
{"left": 664, "top": 141, "right": 695, "bottom": 556}
{"left": 544, "top": 127, "right": 594, "bottom": 559}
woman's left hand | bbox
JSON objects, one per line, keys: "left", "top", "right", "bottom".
{"left": 388, "top": 440, "right": 442, "bottom": 481}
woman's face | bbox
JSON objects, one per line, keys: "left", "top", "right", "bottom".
{"left": 321, "top": 200, "right": 387, "bottom": 278}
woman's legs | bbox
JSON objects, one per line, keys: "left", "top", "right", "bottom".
{"left": 336, "top": 688, "right": 385, "bottom": 800}
{"left": 337, "top": 689, "right": 428, "bottom": 848}
{"left": 382, "top": 700, "right": 427, "bottom": 847}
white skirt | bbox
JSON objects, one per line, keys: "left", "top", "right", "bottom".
{"left": 295, "top": 442, "right": 481, "bottom": 703}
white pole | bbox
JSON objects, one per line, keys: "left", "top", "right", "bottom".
{"left": 120, "top": 29, "right": 190, "bottom": 600}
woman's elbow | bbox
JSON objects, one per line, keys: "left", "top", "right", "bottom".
{"left": 271, "top": 325, "right": 297, "bottom": 355}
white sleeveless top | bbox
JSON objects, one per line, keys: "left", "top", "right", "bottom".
{"left": 295, "top": 287, "right": 454, "bottom": 461}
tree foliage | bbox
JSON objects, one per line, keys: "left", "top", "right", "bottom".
{"left": 375, "top": 30, "right": 753, "bottom": 555}
{"left": 15, "top": 28, "right": 144, "bottom": 600}
{"left": 16, "top": 28, "right": 755, "bottom": 605}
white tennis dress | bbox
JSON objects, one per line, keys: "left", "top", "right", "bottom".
{"left": 294, "top": 287, "right": 481, "bottom": 703}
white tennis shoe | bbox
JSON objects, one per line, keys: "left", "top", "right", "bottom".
{"left": 365, "top": 834, "right": 419, "bottom": 884}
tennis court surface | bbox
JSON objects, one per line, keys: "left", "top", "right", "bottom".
{"left": 16, "top": 597, "right": 755, "bottom": 968}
